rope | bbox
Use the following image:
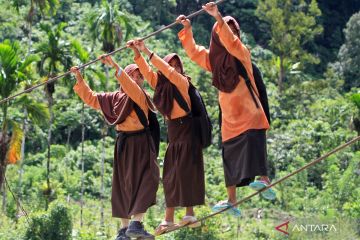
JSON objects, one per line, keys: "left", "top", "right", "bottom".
{"left": 0, "top": 0, "right": 227, "bottom": 105}
{"left": 161, "top": 135, "right": 360, "bottom": 235}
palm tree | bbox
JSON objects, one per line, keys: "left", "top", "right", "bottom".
{"left": 12, "top": 0, "right": 59, "bottom": 54}
{"left": 16, "top": 95, "right": 49, "bottom": 215}
{"left": 70, "top": 39, "right": 99, "bottom": 227}
{"left": 0, "top": 40, "right": 46, "bottom": 210}
{"left": 87, "top": 0, "right": 134, "bottom": 228}
{"left": 87, "top": 0, "right": 134, "bottom": 53}
{"left": 36, "top": 22, "right": 72, "bottom": 210}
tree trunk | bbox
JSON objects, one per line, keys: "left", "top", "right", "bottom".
{"left": 156, "top": 0, "right": 162, "bottom": 25}
{"left": 278, "top": 56, "right": 284, "bottom": 92}
{"left": 45, "top": 95, "right": 54, "bottom": 211}
{"left": 100, "top": 126, "right": 107, "bottom": 229}
{"left": 2, "top": 180, "right": 6, "bottom": 212}
{"left": 17, "top": 109, "right": 28, "bottom": 215}
{"left": 0, "top": 142, "right": 6, "bottom": 213}
{"left": 28, "top": 22, "right": 33, "bottom": 55}
{"left": 26, "top": 1, "right": 35, "bottom": 55}
{"left": 100, "top": 66, "right": 109, "bottom": 229}
{"left": 1, "top": 105, "right": 8, "bottom": 212}
{"left": 80, "top": 103, "right": 85, "bottom": 227}
{"left": 66, "top": 128, "right": 72, "bottom": 147}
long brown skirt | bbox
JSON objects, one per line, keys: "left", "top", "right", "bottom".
{"left": 163, "top": 115, "right": 205, "bottom": 207}
{"left": 111, "top": 130, "right": 160, "bottom": 218}
{"left": 222, "top": 129, "right": 268, "bottom": 187}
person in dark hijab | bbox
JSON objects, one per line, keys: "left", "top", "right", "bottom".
{"left": 127, "top": 40, "right": 205, "bottom": 235}
{"left": 71, "top": 55, "right": 159, "bottom": 240}
{"left": 176, "top": 1, "right": 276, "bottom": 217}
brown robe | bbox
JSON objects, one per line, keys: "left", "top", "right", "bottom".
{"left": 178, "top": 17, "right": 270, "bottom": 187}
{"left": 73, "top": 64, "right": 159, "bottom": 218}
{"left": 135, "top": 53, "right": 205, "bottom": 207}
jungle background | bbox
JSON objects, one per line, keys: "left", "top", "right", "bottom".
{"left": 0, "top": 0, "right": 359, "bottom": 239}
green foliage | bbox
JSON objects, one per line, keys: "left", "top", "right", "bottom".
{"left": 87, "top": 0, "right": 135, "bottom": 52}
{"left": 0, "top": 1, "right": 359, "bottom": 239}
{"left": 256, "top": 0, "right": 323, "bottom": 90}
{"left": 338, "top": 11, "right": 360, "bottom": 90}
{"left": 24, "top": 201, "right": 72, "bottom": 240}
{"left": 256, "top": 0, "right": 323, "bottom": 62}
{"left": 36, "top": 22, "right": 72, "bottom": 77}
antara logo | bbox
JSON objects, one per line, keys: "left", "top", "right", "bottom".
{"left": 275, "top": 221, "right": 290, "bottom": 235}
{"left": 275, "top": 220, "right": 337, "bottom": 235}
{"left": 292, "top": 224, "right": 337, "bottom": 232}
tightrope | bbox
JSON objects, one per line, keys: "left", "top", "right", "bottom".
{"left": 0, "top": 0, "right": 227, "bottom": 105}
{"left": 161, "top": 135, "right": 360, "bottom": 235}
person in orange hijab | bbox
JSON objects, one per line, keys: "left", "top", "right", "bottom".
{"left": 127, "top": 40, "right": 205, "bottom": 235}
{"left": 176, "top": 2, "right": 276, "bottom": 217}
{"left": 71, "top": 55, "right": 159, "bottom": 240}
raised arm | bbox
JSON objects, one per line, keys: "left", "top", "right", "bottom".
{"left": 133, "top": 40, "right": 189, "bottom": 93}
{"left": 176, "top": 15, "right": 212, "bottom": 72}
{"left": 99, "top": 55, "right": 147, "bottom": 112}
{"left": 127, "top": 40, "right": 158, "bottom": 89}
{"left": 71, "top": 67, "right": 100, "bottom": 110}
{"left": 202, "top": 2, "right": 250, "bottom": 64}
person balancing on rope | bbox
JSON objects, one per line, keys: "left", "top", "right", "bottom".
{"left": 127, "top": 38, "right": 206, "bottom": 235}
{"left": 70, "top": 56, "right": 160, "bottom": 240}
{"left": 176, "top": 2, "right": 276, "bottom": 217}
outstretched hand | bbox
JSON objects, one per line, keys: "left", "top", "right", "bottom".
{"left": 176, "top": 15, "right": 191, "bottom": 29}
{"left": 132, "top": 39, "right": 147, "bottom": 52}
{"left": 70, "top": 66, "right": 83, "bottom": 82}
{"left": 127, "top": 40, "right": 141, "bottom": 58}
{"left": 127, "top": 40, "right": 137, "bottom": 51}
{"left": 70, "top": 66, "right": 81, "bottom": 76}
{"left": 202, "top": 2, "right": 221, "bottom": 19}
{"left": 98, "top": 54, "right": 119, "bottom": 70}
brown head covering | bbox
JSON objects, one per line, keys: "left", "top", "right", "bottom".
{"left": 123, "top": 64, "right": 156, "bottom": 112}
{"left": 153, "top": 53, "right": 188, "bottom": 118}
{"left": 124, "top": 64, "right": 139, "bottom": 75}
{"left": 97, "top": 64, "right": 143, "bottom": 125}
{"left": 209, "top": 16, "right": 241, "bottom": 93}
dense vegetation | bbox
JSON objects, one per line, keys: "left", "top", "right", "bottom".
{"left": 0, "top": 0, "right": 359, "bottom": 239}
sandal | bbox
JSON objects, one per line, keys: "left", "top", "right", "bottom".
{"left": 178, "top": 215, "right": 201, "bottom": 228}
{"left": 154, "top": 221, "right": 175, "bottom": 236}
{"left": 249, "top": 180, "right": 276, "bottom": 200}
{"left": 211, "top": 200, "right": 241, "bottom": 217}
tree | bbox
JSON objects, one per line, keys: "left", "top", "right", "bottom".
{"left": 24, "top": 202, "right": 72, "bottom": 240}
{"left": 70, "top": 39, "right": 99, "bottom": 227}
{"left": 87, "top": 0, "right": 134, "bottom": 228}
{"left": 16, "top": 95, "right": 49, "bottom": 214}
{"left": 129, "top": 0, "right": 177, "bottom": 26}
{"left": 87, "top": 0, "right": 134, "bottom": 53}
{"left": 350, "top": 93, "right": 360, "bottom": 136}
{"left": 12, "top": 0, "right": 59, "bottom": 53}
{"left": 314, "top": 0, "right": 360, "bottom": 72}
{"left": 35, "top": 22, "right": 71, "bottom": 210}
{"left": 256, "top": 0, "right": 323, "bottom": 91}
{"left": 338, "top": 11, "right": 360, "bottom": 91}
{"left": 0, "top": 40, "right": 46, "bottom": 209}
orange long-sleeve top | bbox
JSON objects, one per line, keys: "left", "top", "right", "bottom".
{"left": 178, "top": 19, "right": 269, "bottom": 142}
{"left": 73, "top": 69, "right": 149, "bottom": 132}
{"left": 134, "top": 53, "right": 191, "bottom": 120}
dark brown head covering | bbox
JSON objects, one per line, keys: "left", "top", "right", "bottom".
{"left": 153, "top": 53, "right": 188, "bottom": 118}
{"left": 209, "top": 16, "right": 242, "bottom": 93}
{"left": 124, "top": 64, "right": 139, "bottom": 75}
{"left": 97, "top": 64, "right": 138, "bottom": 125}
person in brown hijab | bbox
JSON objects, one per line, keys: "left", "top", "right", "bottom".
{"left": 126, "top": 40, "right": 205, "bottom": 235}
{"left": 176, "top": 2, "right": 276, "bottom": 217}
{"left": 70, "top": 55, "right": 159, "bottom": 240}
